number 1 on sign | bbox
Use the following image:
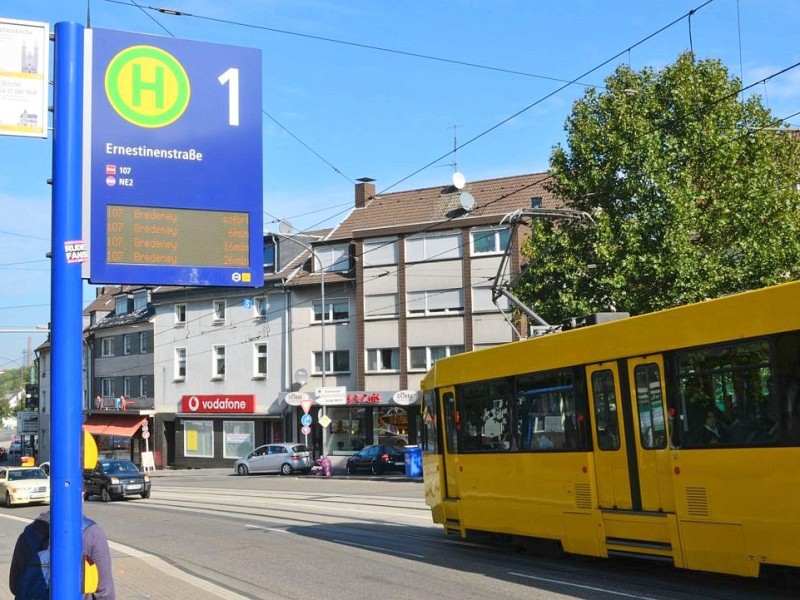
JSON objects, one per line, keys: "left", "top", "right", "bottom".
{"left": 218, "top": 68, "right": 240, "bottom": 126}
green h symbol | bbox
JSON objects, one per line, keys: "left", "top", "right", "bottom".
{"left": 132, "top": 63, "right": 164, "bottom": 108}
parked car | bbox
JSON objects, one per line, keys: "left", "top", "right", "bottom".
{"left": 0, "top": 466, "right": 50, "bottom": 507}
{"left": 38, "top": 462, "right": 50, "bottom": 477}
{"left": 234, "top": 443, "right": 313, "bottom": 476}
{"left": 346, "top": 444, "right": 405, "bottom": 475}
{"left": 84, "top": 459, "right": 151, "bottom": 502}
{"left": 0, "top": 446, "right": 6, "bottom": 461}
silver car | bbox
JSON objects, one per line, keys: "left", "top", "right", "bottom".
{"left": 234, "top": 443, "right": 313, "bottom": 476}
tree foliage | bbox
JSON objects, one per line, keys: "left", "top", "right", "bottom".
{"left": 516, "top": 52, "right": 800, "bottom": 323}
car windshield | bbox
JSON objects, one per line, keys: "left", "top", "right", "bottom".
{"left": 8, "top": 469, "right": 47, "bottom": 481}
{"left": 101, "top": 460, "right": 139, "bottom": 474}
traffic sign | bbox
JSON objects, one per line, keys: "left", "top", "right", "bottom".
{"left": 300, "top": 425, "right": 311, "bottom": 436}
{"left": 300, "top": 414, "right": 313, "bottom": 427}
{"left": 300, "top": 399, "right": 313, "bottom": 414}
{"left": 83, "top": 28, "right": 263, "bottom": 287}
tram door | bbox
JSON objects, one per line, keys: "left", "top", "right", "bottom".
{"left": 440, "top": 387, "right": 460, "bottom": 500}
{"left": 626, "top": 356, "right": 675, "bottom": 513}
{"left": 587, "top": 363, "right": 633, "bottom": 510}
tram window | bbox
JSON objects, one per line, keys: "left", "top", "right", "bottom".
{"left": 422, "top": 390, "right": 438, "bottom": 453}
{"left": 591, "top": 370, "right": 620, "bottom": 450}
{"left": 458, "top": 380, "right": 511, "bottom": 452}
{"left": 635, "top": 364, "right": 666, "bottom": 449}
{"left": 515, "top": 368, "right": 584, "bottom": 451}
{"left": 676, "top": 340, "right": 778, "bottom": 448}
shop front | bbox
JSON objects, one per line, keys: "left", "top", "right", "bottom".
{"left": 285, "top": 389, "right": 421, "bottom": 467}
{"left": 171, "top": 394, "right": 288, "bottom": 469}
{"left": 82, "top": 413, "right": 152, "bottom": 466}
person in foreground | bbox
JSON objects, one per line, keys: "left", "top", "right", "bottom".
{"left": 9, "top": 510, "right": 116, "bottom": 599}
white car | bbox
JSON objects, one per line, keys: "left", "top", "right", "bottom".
{"left": 0, "top": 467, "right": 50, "bottom": 507}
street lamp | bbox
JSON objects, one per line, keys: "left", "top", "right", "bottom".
{"left": 272, "top": 233, "right": 326, "bottom": 388}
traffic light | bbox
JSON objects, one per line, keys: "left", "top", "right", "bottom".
{"left": 24, "top": 384, "right": 39, "bottom": 410}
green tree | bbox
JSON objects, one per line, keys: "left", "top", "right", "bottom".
{"left": 517, "top": 52, "right": 800, "bottom": 322}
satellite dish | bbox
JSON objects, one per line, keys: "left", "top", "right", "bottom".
{"left": 294, "top": 368, "right": 309, "bottom": 385}
{"left": 279, "top": 220, "right": 294, "bottom": 234}
{"left": 452, "top": 172, "right": 466, "bottom": 190}
{"left": 459, "top": 191, "right": 476, "bottom": 212}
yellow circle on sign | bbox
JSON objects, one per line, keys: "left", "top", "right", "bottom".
{"left": 105, "top": 45, "right": 190, "bottom": 128}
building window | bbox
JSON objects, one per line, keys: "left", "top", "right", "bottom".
{"left": 263, "top": 240, "right": 276, "bottom": 272}
{"left": 213, "top": 345, "right": 226, "bottom": 378}
{"left": 409, "top": 345, "right": 465, "bottom": 371}
{"left": 364, "top": 294, "right": 398, "bottom": 319}
{"left": 472, "top": 286, "right": 509, "bottom": 312}
{"left": 175, "top": 304, "right": 187, "bottom": 325}
{"left": 139, "top": 331, "right": 148, "bottom": 354}
{"left": 362, "top": 238, "right": 398, "bottom": 266}
{"left": 471, "top": 227, "right": 511, "bottom": 254}
{"left": 100, "top": 338, "right": 114, "bottom": 357}
{"left": 406, "top": 232, "right": 461, "bottom": 262}
{"left": 133, "top": 290, "right": 148, "bottom": 311}
{"left": 100, "top": 378, "right": 114, "bottom": 397}
{"left": 317, "top": 244, "right": 349, "bottom": 272}
{"left": 122, "top": 334, "right": 131, "bottom": 355}
{"left": 407, "top": 289, "right": 464, "bottom": 315}
{"left": 254, "top": 297, "right": 269, "bottom": 320}
{"left": 314, "top": 350, "right": 350, "bottom": 374}
{"left": 115, "top": 295, "right": 130, "bottom": 315}
{"left": 254, "top": 343, "right": 267, "bottom": 378}
{"left": 313, "top": 299, "right": 349, "bottom": 322}
{"left": 367, "top": 348, "right": 400, "bottom": 372}
{"left": 123, "top": 377, "right": 131, "bottom": 397}
{"left": 213, "top": 300, "right": 226, "bottom": 323}
{"left": 175, "top": 347, "right": 186, "bottom": 380}
{"left": 184, "top": 420, "right": 214, "bottom": 458}
{"left": 139, "top": 376, "right": 149, "bottom": 398}
{"left": 224, "top": 420, "right": 255, "bottom": 459}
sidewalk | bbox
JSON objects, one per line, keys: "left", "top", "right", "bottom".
{"left": 0, "top": 511, "right": 255, "bottom": 600}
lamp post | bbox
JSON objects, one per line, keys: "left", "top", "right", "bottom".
{"left": 273, "top": 233, "right": 326, "bottom": 388}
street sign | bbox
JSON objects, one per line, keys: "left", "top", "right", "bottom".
{"left": 300, "top": 399, "right": 313, "bottom": 414}
{"left": 300, "top": 414, "right": 313, "bottom": 427}
{"left": 315, "top": 386, "right": 347, "bottom": 406}
{"left": 17, "top": 412, "right": 39, "bottom": 435}
{"left": 300, "top": 425, "right": 311, "bottom": 436}
{"left": 82, "top": 28, "right": 262, "bottom": 287}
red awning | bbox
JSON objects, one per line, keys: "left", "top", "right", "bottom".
{"left": 83, "top": 415, "right": 147, "bottom": 437}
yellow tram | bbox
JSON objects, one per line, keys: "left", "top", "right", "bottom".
{"left": 420, "top": 280, "right": 800, "bottom": 577}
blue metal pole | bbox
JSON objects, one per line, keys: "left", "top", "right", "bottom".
{"left": 52, "top": 21, "right": 85, "bottom": 600}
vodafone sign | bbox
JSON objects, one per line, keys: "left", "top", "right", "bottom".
{"left": 181, "top": 395, "right": 255, "bottom": 413}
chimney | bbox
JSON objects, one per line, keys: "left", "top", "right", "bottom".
{"left": 355, "top": 177, "right": 375, "bottom": 209}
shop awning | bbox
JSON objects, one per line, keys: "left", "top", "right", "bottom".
{"left": 83, "top": 415, "right": 147, "bottom": 437}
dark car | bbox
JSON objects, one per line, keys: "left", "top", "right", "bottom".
{"left": 346, "top": 444, "right": 405, "bottom": 475}
{"left": 84, "top": 459, "right": 151, "bottom": 502}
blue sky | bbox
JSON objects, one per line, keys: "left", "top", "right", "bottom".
{"left": 1, "top": 0, "right": 799, "bottom": 365}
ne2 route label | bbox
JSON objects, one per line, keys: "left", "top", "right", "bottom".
{"left": 83, "top": 28, "right": 262, "bottom": 287}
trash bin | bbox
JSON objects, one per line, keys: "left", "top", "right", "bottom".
{"left": 403, "top": 445, "right": 422, "bottom": 478}
{"left": 21, "top": 455, "right": 35, "bottom": 467}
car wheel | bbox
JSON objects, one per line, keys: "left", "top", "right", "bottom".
{"left": 83, "top": 489, "right": 91, "bottom": 501}
{"left": 100, "top": 487, "right": 112, "bottom": 503}
{"left": 371, "top": 461, "right": 383, "bottom": 476}
{"left": 140, "top": 489, "right": 151, "bottom": 499}
{"left": 280, "top": 463, "right": 294, "bottom": 476}
{"left": 4, "top": 492, "right": 11, "bottom": 508}
{"left": 237, "top": 464, "right": 249, "bottom": 476}
{"left": 346, "top": 463, "right": 356, "bottom": 475}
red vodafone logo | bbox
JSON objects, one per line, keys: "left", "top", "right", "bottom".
{"left": 180, "top": 394, "right": 255, "bottom": 413}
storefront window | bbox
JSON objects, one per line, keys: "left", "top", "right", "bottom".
{"left": 223, "top": 421, "right": 255, "bottom": 459}
{"left": 375, "top": 407, "right": 408, "bottom": 446}
{"left": 184, "top": 420, "right": 213, "bottom": 457}
{"left": 326, "top": 407, "right": 368, "bottom": 454}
